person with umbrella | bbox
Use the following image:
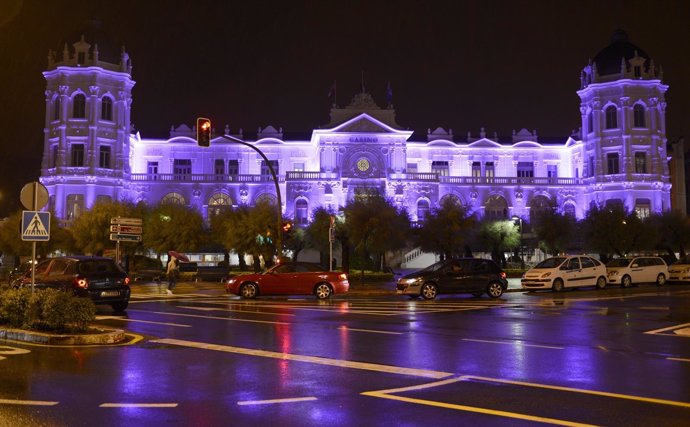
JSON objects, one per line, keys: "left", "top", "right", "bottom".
{"left": 166, "top": 251, "right": 185, "bottom": 295}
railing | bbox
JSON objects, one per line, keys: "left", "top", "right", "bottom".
{"left": 129, "top": 173, "right": 284, "bottom": 183}
{"left": 438, "top": 176, "right": 584, "bottom": 185}
{"left": 285, "top": 171, "right": 339, "bottom": 180}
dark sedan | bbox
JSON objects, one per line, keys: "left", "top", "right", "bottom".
{"left": 16, "top": 256, "right": 131, "bottom": 312}
{"left": 226, "top": 261, "right": 349, "bottom": 299}
{"left": 397, "top": 258, "right": 508, "bottom": 299}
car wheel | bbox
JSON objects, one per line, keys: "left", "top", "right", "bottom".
{"left": 552, "top": 278, "right": 564, "bottom": 292}
{"left": 656, "top": 274, "right": 666, "bottom": 287}
{"left": 471, "top": 291, "right": 484, "bottom": 297}
{"left": 421, "top": 282, "right": 438, "bottom": 300}
{"left": 111, "top": 301, "right": 128, "bottom": 312}
{"left": 240, "top": 282, "right": 258, "bottom": 299}
{"left": 621, "top": 275, "right": 632, "bottom": 288}
{"left": 595, "top": 276, "right": 607, "bottom": 290}
{"left": 315, "top": 283, "right": 333, "bottom": 299}
{"left": 487, "top": 282, "right": 504, "bottom": 298}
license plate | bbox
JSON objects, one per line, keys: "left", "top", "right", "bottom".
{"left": 101, "top": 291, "right": 120, "bottom": 297}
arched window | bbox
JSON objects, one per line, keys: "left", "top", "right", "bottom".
{"left": 208, "top": 193, "right": 232, "bottom": 216}
{"left": 294, "top": 199, "right": 308, "bottom": 225}
{"left": 605, "top": 105, "right": 617, "bottom": 129}
{"left": 439, "top": 194, "right": 462, "bottom": 207}
{"left": 563, "top": 203, "right": 576, "bottom": 217}
{"left": 53, "top": 97, "right": 61, "bottom": 121}
{"left": 633, "top": 104, "right": 646, "bottom": 128}
{"left": 416, "top": 199, "right": 430, "bottom": 222}
{"left": 484, "top": 195, "right": 507, "bottom": 220}
{"left": 101, "top": 96, "right": 113, "bottom": 121}
{"left": 255, "top": 193, "right": 277, "bottom": 206}
{"left": 73, "top": 94, "right": 86, "bottom": 118}
{"left": 529, "top": 195, "right": 553, "bottom": 224}
{"left": 162, "top": 192, "right": 186, "bottom": 205}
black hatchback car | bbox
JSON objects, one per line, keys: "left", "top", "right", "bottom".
{"left": 16, "top": 256, "right": 131, "bottom": 312}
{"left": 397, "top": 258, "right": 508, "bottom": 299}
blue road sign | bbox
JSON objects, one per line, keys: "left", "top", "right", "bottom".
{"left": 22, "top": 211, "right": 51, "bottom": 241}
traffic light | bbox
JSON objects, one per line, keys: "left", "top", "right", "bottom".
{"left": 282, "top": 221, "right": 293, "bottom": 238}
{"left": 196, "top": 117, "right": 211, "bottom": 147}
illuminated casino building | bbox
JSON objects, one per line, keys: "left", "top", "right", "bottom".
{"left": 40, "top": 30, "right": 682, "bottom": 226}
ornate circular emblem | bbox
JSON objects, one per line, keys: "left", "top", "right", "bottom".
{"left": 357, "top": 158, "right": 370, "bottom": 172}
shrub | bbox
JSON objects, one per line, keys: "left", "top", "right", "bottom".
{"left": 0, "top": 288, "right": 96, "bottom": 333}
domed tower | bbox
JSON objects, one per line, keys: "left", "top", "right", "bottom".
{"left": 578, "top": 30, "right": 670, "bottom": 217}
{"left": 40, "top": 25, "right": 135, "bottom": 220}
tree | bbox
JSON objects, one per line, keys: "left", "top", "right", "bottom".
{"left": 649, "top": 210, "right": 690, "bottom": 260}
{"left": 70, "top": 200, "right": 144, "bottom": 255}
{"left": 473, "top": 219, "right": 520, "bottom": 267}
{"left": 144, "top": 203, "right": 207, "bottom": 256}
{"left": 582, "top": 204, "right": 655, "bottom": 261}
{"left": 218, "top": 201, "right": 278, "bottom": 271}
{"left": 532, "top": 210, "right": 576, "bottom": 256}
{"left": 304, "top": 207, "right": 339, "bottom": 268}
{"left": 415, "top": 197, "right": 476, "bottom": 259}
{"left": 343, "top": 190, "right": 411, "bottom": 275}
{"left": 0, "top": 210, "right": 74, "bottom": 261}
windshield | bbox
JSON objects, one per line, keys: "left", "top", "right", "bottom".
{"left": 419, "top": 261, "right": 449, "bottom": 273}
{"left": 607, "top": 258, "right": 632, "bottom": 267}
{"left": 535, "top": 257, "right": 566, "bottom": 269}
{"left": 674, "top": 255, "right": 690, "bottom": 265}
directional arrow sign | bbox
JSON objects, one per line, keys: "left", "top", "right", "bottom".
{"left": 110, "top": 217, "right": 143, "bottom": 226}
{"left": 110, "top": 225, "right": 142, "bottom": 234}
{"left": 110, "top": 233, "right": 142, "bottom": 242}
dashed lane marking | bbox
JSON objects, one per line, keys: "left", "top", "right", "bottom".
{"left": 151, "top": 338, "right": 452, "bottom": 379}
{"left": 0, "top": 398, "right": 59, "bottom": 406}
{"left": 95, "top": 316, "right": 191, "bottom": 328}
{"left": 237, "top": 397, "right": 317, "bottom": 406}
{"left": 176, "top": 305, "right": 296, "bottom": 316}
{"left": 338, "top": 326, "right": 402, "bottom": 335}
{"left": 99, "top": 403, "right": 178, "bottom": 408}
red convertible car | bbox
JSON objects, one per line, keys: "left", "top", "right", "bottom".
{"left": 225, "top": 262, "right": 349, "bottom": 299}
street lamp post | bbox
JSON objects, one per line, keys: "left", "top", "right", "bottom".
{"left": 219, "top": 134, "right": 283, "bottom": 257}
{"left": 512, "top": 216, "right": 524, "bottom": 270}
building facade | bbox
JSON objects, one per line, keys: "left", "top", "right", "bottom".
{"left": 40, "top": 31, "right": 681, "bottom": 226}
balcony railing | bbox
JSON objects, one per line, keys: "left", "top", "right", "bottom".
{"left": 129, "top": 173, "right": 285, "bottom": 183}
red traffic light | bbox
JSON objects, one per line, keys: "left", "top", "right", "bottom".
{"left": 197, "top": 117, "right": 211, "bottom": 147}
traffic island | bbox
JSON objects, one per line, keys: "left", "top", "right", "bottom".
{"left": 0, "top": 327, "right": 126, "bottom": 345}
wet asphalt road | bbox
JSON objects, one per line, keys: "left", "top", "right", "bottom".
{"left": 1, "top": 282, "right": 690, "bottom": 426}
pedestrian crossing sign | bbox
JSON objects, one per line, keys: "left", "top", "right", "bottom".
{"left": 22, "top": 211, "right": 51, "bottom": 241}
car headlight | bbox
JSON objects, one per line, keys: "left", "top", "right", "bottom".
{"left": 608, "top": 271, "right": 619, "bottom": 277}
{"left": 540, "top": 272, "right": 552, "bottom": 279}
{"left": 227, "top": 278, "right": 236, "bottom": 285}
{"left": 400, "top": 278, "right": 421, "bottom": 285}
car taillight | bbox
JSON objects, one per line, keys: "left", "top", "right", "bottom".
{"left": 500, "top": 272, "right": 507, "bottom": 279}
{"left": 74, "top": 277, "right": 89, "bottom": 289}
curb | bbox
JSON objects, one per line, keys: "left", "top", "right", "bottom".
{"left": 0, "top": 327, "right": 126, "bottom": 345}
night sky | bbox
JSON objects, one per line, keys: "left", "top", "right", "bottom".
{"left": 1, "top": 0, "right": 688, "bottom": 216}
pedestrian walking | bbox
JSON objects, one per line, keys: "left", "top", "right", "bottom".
{"left": 166, "top": 255, "right": 179, "bottom": 295}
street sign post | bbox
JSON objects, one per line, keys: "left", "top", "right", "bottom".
{"left": 109, "top": 217, "right": 143, "bottom": 265}
{"left": 21, "top": 209, "right": 51, "bottom": 292}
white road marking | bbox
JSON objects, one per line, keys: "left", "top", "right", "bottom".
{"left": 462, "top": 338, "right": 564, "bottom": 350}
{"left": 667, "top": 357, "right": 690, "bottom": 363}
{"left": 338, "top": 326, "right": 402, "bottom": 335}
{"left": 644, "top": 322, "right": 690, "bottom": 335}
{"left": 177, "top": 306, "right": 296, "bottom": 316}
{"left": 237, "top": 397, "right": 317, "bottom": 406}
{"left": 95, "top": 316, "right": 191, "bottom": 328}
{"left": 0, "top": 398, "right": 58, "bottom": 406}
{"left": 152, "top": 338, "right": 452, "bottom": 379}
{"left": 99, "top": 403, "right": 178, "bottom": 408}
{"left": 127, "top": 310, "right": 290, "bottom": 325}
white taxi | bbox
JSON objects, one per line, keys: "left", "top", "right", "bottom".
{"left": 668, "top": 255, "right": 690, "bottom": 282}
{"left": 606, "top": 256, "right": 668, "bottom": 287}
{"left": 521, "top": 255, "right": 608, "bottom": 292}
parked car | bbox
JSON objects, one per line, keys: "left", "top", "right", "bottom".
{"left": 396, "top": 258, "right": 507, "bottom": 300}
{"left": 225, "top": 261, "right": 349, "bottom": 299}
{"left": 15, "top": 256, "right": 131, "bottom": 311}
{"left": 606, "top": 256, "right": 668, "bottom": 287}
{"left": 521, "top": 255, "right": 607, "bottom": 291}
{"left": 668, "top": 255, "right": 690, "bottom": 283}
{"left": 8, "top": 260, "right": 37, "bottom": 288}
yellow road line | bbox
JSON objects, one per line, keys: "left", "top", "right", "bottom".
{"left": 237, "top": 397, "right": 317, "bottom": 406}
{"left": 465, "top": 375, "right": 690, "bottom": 408}
{"left": 152, "top": 338, "right": 452, "bottom": 379}
{"left": 361, "top": 391, "right": 596, "bottom": 427}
